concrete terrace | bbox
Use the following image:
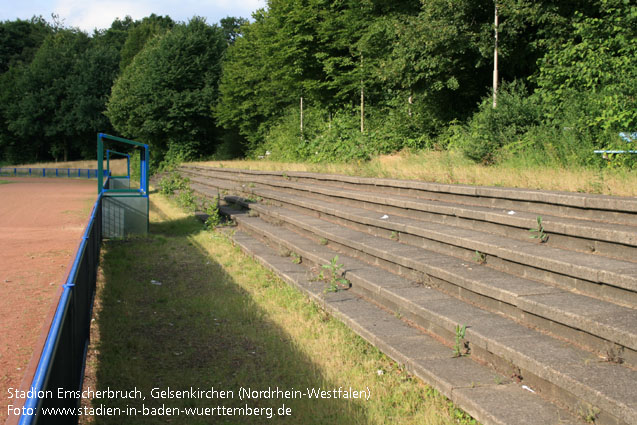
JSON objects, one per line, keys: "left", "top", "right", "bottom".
{"left": 175, "top": 165, "right": 637, "bottom": 425}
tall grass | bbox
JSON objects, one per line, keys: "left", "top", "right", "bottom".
{"left": 192, "top": 149, "right": 637, "bottom": 197}
{"left": 80, "top": 192, "right": 477, "bottom": 425}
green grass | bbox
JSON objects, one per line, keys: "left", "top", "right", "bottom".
{"left": 80, "top": 192, "right": 478, "bottom": 425}
{"left": 192, "top": 149, "right": 637, "bottom": 197}
{"left": 0, "top": 179, "right": 13, "bottom": 184}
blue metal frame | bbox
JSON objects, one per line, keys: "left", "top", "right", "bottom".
{"left": 594, "top": 132, "right": 637, "bottom": 155}
{"left": 97, "top": 133, "right": 149, "bottom": 196}
{"left": 0, "top": 167, "right": 104, "bottom": 178}
{"left": 18, "top": 192, "right": 103, "bottom": 425}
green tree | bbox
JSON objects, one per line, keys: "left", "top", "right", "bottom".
{"left": 107, "top": 17, "right": 226, "bottom": 161}
{"left": 535, "top": 0, "right": 637, "bottom": 136}
{"left": 0, "top": 17, "right": 52, "bottom": 73}
{"left": 3, "top": 29, "right": 92, "bottom": 161}
{"left": 119, "top": 14, "right": 174, "bottom": 71}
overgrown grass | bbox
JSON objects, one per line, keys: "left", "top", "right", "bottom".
{"left": 192, "top": 149, "right": 637, "bottom": 197}
{"left": 80, "top": 192, "right": 477, "bottom": 425}
{"left": 4, "top": 159, "right": 129, "bottom": 176}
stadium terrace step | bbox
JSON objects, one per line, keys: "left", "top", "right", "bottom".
{"left": 224, "top": 197, "right": 637, "bottom": 360}
{"left": 181, "top": 166, "right": 637, "bottom": 263}
{"left": 172, "top": 165, "right": 637, "bottom": 425}
{"left": 181, "top": 165, "right": 637, "bottom": 226}
{"left": 223, "top": 210, "right": 635, "bottom": 425}
{"left": 230, "top": 230, "right": 585, "bottom": 425}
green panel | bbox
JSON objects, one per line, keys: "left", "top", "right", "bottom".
{"left": 109, "top": 177, "right": 130, "bottom": 190}
{"left": 102, "top": 195, "right": 149, "bottom": 238}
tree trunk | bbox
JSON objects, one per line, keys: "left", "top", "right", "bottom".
{"left": 300, "top": 96, "right": 304, "bottom": 139}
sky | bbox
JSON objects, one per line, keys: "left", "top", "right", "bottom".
{"left": 0, "top": 0, "right": 266, "bottom": 32}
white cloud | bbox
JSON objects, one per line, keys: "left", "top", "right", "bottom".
{"left": 51, "top": 0, "right": 266, "bottom": 32}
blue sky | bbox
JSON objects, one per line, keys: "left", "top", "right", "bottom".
{"left": 0, "top": 0, "right": 266, "bottom": 32}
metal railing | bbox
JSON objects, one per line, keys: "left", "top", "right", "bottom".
{"left": 0, "top": 167, "right": 106, "bottom": 178}
{"left": 17, "top": 192, "right": 103, "bottom": 425}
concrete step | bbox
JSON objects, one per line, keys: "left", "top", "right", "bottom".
{"left": 182, "top": 165, "right": 637, "bottom": 226}
{"left": 229, "top": 228, "right": 586, "bottom": 425}
{"left": 223, "top": 211, "right": 635, "bottom": 425}
{"left": 219, "top": 196, "right": 637, "bottom": 364}
{"left": 183, "top": 174, "right": 637, "bottom": 306}
{"left": 181, "top": 167, "right": 637, "bottom": 264}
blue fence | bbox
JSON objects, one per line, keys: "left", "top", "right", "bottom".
{"left": 0, "top": 167, "right": 106, "bottom": 179}
{"left": 17, "top": 192, "right": 103, "bottom": 425}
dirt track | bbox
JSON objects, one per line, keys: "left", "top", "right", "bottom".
{"left": 0, "top": 177, "right": 96, "bottom": 421}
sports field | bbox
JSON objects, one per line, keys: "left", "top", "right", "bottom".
{"left": 0, "top": 178, "right": 96, "bottom": 422}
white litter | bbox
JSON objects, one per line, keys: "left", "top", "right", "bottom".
{"left": 151, "top": 280, "right": 162, "bottom": 286}
{"left": 508, "top": 210, "right": 516, "bottom": 215}
{"left": 380, "top": 214, "right": 389, "bottom": 220}
{"left": 522, "top": 385, "right": 535, "bottom": 393}
{"left": 377, "top": 369, "right": 384, "bottom": 376}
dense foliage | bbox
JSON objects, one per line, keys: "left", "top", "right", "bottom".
{"left": 106, "top": 18, "right": 226, "bottom": 161}
{"left": 1, "top": 0, "right": 635, "bottom": 168}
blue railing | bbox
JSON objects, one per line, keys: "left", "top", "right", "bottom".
{"left": 17, "top": 192, "right": 103, "bottom": 425}
{"left": 0, "top": 167, "right": 107, "bottom": 178}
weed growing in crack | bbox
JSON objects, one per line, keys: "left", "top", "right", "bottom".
{"left": 452, "top": 324, "right": 467, "bottom": 358}
{"left": 291, "top": 252, "right": 302, "bottom": 264}
{"left": 473, "top": 250, "right": 486, "bottom": 264}
{"left": 529, "top": 216, "right": 548, "bottom": 243}
{"left": 321, "top": 255, "right": 350, "bottom": 293}
{"left": 579, "top": 405, "right": 600, "bottom": 424}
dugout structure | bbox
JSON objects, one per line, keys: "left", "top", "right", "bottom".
{"left": 97, "top": 133, "right": 149, "bottom": 238}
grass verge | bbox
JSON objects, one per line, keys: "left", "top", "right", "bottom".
{"left": 3, "top": 159, "right": 129, "bottom": 176}
{"left": 192, "top": 150, "right": 637, "bottom": 197}
{"left": 80, "top": 191, "right": 477, "bottom": 425}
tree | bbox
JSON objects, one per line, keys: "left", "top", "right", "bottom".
{"left": 0, "top": 17, "right": 52, "bottom": 73}
{"left": 534, "top": 0, "right": 637, "bottom": 136}
{"left": 219, "top": 16, "right": 248, "bottom": 44}
{"left": 119, "top": 14, "right": 174, "bottom": 71}
{"left": 107, "top": 18, "right": 227, "bottom": 161}
{"left": 3, "top": 29, "right": 93, "bottom": 161}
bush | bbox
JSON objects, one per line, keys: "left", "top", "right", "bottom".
{"left": 457, "top": 81, "right": 542, "bottom": 164}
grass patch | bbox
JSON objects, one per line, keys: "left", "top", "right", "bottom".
{"left": 0, "top": 179, "right": 13, "bottom": 184}
{"left": 191, "top": 150, "right": 637, "bottom": 197}
{"left": 80, "top": 192, "right": 477, "bottom": 425}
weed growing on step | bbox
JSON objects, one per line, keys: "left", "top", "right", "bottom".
{"left": 579, "top": 405, "right": 600, "bottom": 424}
{"left": 158, "top": 171, "right": 189, "bottom": 195}
{"left": 604, "top": 345, "right": 624, "bottom": 364}
{"left": 247, "top": 209, "right": 259, "bottom": 217}
{"left": 177, "top": 187, "right": 197, "bottom": 212}
{"left": 390, "top": 231, "right": 399, "bottom": 241}
{"left": 321, "top": 255, "right": 350, "bottom": 293}
{"left": 529, "top": 216, "right": 548, "bottom": 243}
{"left": 473, "top": 250, "right": 486, "bottom": 264}
{"left": 319, "top": 238, "right": 328, "bottom": 245}
{"left": 204, "top": 199, "right": 221, "bottom": 229}
{"left": 291, "top": 252, "right": 301, "bottom": 264}
{"left": 452, "top": 324, "right": 467, "bottom": 358}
